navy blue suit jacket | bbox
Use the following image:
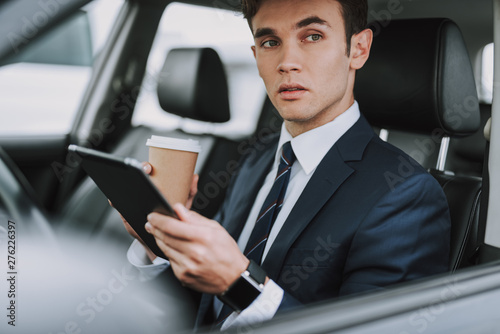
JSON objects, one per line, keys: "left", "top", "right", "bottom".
{"left": 197, "top": 115, "right": 450, "bottom": 325}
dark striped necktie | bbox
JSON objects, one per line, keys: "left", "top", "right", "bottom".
{"left": 243, "top": 141, "right": 296, "bottom": 263}
{"left": 214, "top": 141, "right": 296, "bottom": 328}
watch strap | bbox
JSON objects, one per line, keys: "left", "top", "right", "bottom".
{"left": 217, "top": 260, "right": 267, "bottom": 312}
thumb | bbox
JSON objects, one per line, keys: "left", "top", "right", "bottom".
{"left": 142, "top": 161, "right": 153, "bottom": 175}
{"left": 173, "top": 203, "right": 193, "bottom": 223}
{"left": 173, "top": 203, "right": 213, "bottom": 227}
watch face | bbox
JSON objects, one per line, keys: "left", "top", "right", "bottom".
{"left": 219, "top": 275, "right": 264, "bottom": 311}
{"left": 243, "top": 270, "right": 265, "bottom": 291}
{"left": 218, "top": 260, "right": 267, "bottom": 312}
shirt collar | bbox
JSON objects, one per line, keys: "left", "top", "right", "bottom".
{"left": 276, "top": 101, "right": 361, "bottom": 175}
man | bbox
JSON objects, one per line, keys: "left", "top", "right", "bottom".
{"left": 126, "top": 0, "right": 451, "bottom": 331}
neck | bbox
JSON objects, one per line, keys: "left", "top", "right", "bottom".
{"left": 284, "top": 96, "right": 355, "bottom": 138}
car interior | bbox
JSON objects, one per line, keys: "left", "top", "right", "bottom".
{"left": 0, "top": 0, "right": 498, "bottom": 333}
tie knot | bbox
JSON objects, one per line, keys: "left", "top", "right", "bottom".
{"left": 281, "top": 141, "right": 296, "bottom": 167}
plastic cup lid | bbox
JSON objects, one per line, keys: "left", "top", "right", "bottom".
{"left": 146, "top": 136, "right": 201, "bottom": 153}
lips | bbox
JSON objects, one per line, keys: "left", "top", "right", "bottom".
{"left": 279, "top": 83, "right": 306, "bottom": 93}
{"left": 278, "top": 83, "right": 307, "bottom": 100}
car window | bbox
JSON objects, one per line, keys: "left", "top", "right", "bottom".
{"left": 132, "top": 2, "right": 266, "bottom": 140}
{"left": 0, "top": 0, "right": 124, "bottom": 136}
{"left": 480, "top": 43, "right": 494, "bottom": 104}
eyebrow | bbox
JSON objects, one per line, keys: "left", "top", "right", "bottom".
{"left": 296, "top": 16, "right": 330, "bottom": 29}
{"left": 254, "top": 27, "right": 276, "bottom": 39}
{"left": 253, "top": 15, "right": 331, "bottom": 39}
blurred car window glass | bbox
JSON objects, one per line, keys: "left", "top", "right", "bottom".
{"left": 0, "top": 0, "right": 124, "bottom": 136}
{"left": 480, "top": 43, "right": 494, "bottom": 104}
{"left": 132, "top": 2, "right": 266, "bottom": 140}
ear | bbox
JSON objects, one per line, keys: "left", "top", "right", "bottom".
{"left": 350, "top": 28, "right": 373, "bottom": 70}
{"left": 251, "top": 45, "right": 256, "bottom": 59}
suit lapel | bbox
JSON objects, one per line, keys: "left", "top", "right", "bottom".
{"left": 262, "top": 116, "right": 375, "bottom": 278}
{"left": 262, "top": 147, "right": 353, "bottom": 277}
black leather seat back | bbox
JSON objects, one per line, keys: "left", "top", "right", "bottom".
{"left": 446, "top": 103, "right": 491, "bottom": 176}
{"left": 355, "top": 18, "right": 483, "bottom": 271}
{"left": 433, "top": 172, "right": 482, "bottom": 269}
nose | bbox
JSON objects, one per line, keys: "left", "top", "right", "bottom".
{"left": 277, "top": 43, "right": 302, "bottom": 73}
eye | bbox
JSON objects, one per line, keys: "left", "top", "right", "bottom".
{"left": 305, "top": 34, "right": 322, "bottom": 42}
{"left": 262, "top": 40, "right": 279, "bottom": 48}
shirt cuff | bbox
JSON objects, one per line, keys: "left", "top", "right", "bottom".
{"left": 127, "top": 239, "right": 169, "bottom": 282}
{"left": 221, "top": 279, "right": 284, "bottom": 331}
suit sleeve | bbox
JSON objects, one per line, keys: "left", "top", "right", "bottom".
{"left": 339, "top": 172, "right": 451, "bottom": 296}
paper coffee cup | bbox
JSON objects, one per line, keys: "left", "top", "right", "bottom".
{"left": 146, "top": 136, "right": 201, "bottom": 205}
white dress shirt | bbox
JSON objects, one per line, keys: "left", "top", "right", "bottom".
{"left": 128, "top": 101, "right": 361, "bottom": 330}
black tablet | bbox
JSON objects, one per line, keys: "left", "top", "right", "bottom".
{"left": 68, "top": 145, "right": 176, "bottom": 259}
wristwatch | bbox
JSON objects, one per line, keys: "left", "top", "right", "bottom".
{"left": 217, "top": 260, "right": 267, "bottom": 312}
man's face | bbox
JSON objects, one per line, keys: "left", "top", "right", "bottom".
{"left": 251, "top": 0, "right": 359, "bottom": 136}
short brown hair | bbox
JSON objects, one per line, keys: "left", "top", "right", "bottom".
{"left": 241, "top": 0, "right": 368, "bottom": 55}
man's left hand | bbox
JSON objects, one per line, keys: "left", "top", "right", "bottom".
{"left": 146, "top": 204, "right": 250, "bottom": 295}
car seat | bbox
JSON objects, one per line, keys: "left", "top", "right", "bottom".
{"left": 354, "top": 18, "right": 483, "bottom": 271}
{"left": 445, "top": 103, "right": 491, "bottom": 177}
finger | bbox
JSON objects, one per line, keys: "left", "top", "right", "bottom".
{"left": 147, "top": 213, "right": 196, "bottom": 240}
{"left": 149, "top": 222, "right": 194, "bottom": 259}
{"left": 185, "top": 197, "right": 194, "bottom": 210}
{"left": 147, "top": 223, "right": 175, "bottom": 249}
{"left": 108, "top": 199, "right": 114, "bottom": 208}
{"left": 142, "top": 161, "right": 153, "bottom": 175}
{"left": 154, "top": 233, "right": 183, "bottom": 262}
{"left": 151, "top": 226, "right": 168, "bottom": 245}
{"left": 190, "top": 174, "right": 199, "bottom": 196}
{"left": 145, "top": 221, "right": 155, "bottom": 234}
{"left": 173, "top": 204, "right": 215, "bottom": 229}
{"left": 185, "top": 174, "right": 199, "bottom": 209}
{"left": 174, "top": 203, "right": 191, "bottom": 222}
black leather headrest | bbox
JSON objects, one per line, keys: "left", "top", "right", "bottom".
{"left": 157, "top": 48, "right": 230, "bottom": 123}
{"left": 354, "top": 18, "right": 480, "bottom": 137}
{"left": 450, "top": 103, "right": 491, "bottom": 162}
